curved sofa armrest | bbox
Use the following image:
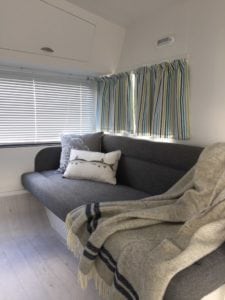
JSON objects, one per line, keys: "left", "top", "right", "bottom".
{"left": 35, "top": 146, "right": 61, "bottom": 172}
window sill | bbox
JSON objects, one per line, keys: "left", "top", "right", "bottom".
{"left": 0, "top": 142, "right": 61, "bottom": 149}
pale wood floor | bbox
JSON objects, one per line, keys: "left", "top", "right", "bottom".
{"left": 0, "top": 193, "right": 101, "bottom": 300}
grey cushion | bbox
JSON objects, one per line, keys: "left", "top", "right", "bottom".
{"left": 102, "top": 135, "right": 203, "bottom": 194}
{"left": 22, "top": 170, "right": 149, "bottom": 221}
{"left": 165, "top": 242, "right": 225, "bottom": 300}
{"left": 116, "top": 156, "right": 187, "bottom": 195}
{"left": 59, "top": 132, "right": 103, "bottom": 172}
{"left": 58, "top": 138, "right": 89, "bottom": 172}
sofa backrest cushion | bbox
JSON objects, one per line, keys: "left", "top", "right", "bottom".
{"left": 102, "top": 135, "right": 203, "bottom": 195}
{"left": 35, "top": 134, "right": 203, "bottom": 195}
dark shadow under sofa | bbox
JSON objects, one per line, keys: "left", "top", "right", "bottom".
{"left": 22, "top": 134, "right": 225, "bottom": 300}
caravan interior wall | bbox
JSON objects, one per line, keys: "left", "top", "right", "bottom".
{"left": 118, "top": 0, "right": 225, "bottom": 146}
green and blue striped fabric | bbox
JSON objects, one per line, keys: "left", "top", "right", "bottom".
{"left": 96, "top": 73, "right": 134, "bottom": 134}
{"left": 135, "top": 59, "right": 190, "bottom": 140}
{"left": 96, "top": 59, "right": 190, "bottom": 140}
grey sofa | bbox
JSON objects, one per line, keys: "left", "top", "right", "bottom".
{"left": 22, "top": 134, "right": 225, "bottom": 300}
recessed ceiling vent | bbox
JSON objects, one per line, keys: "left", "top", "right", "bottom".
{"left": 157, "top": 36, "right": 175, "bottom": 47}
{"left": 41, "top": 47, "right": 54, "bottom": 53}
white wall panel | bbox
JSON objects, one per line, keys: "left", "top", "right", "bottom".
{"left": 0, "top": 146, "right": 44, "bottom": 193}
{"left": 0, "top": 0, "right": 95, "bottom": 62}
{"left": 0, "top": 0, "right": 125, "bottom": 75}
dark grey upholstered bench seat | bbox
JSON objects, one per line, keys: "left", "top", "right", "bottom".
{"left": 22, "top": 170, "right": 149, "bottom": 221}
{"left": 21, "top": 134, "right": 225, "bottom": 300}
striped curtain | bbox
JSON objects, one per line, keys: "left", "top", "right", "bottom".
{"left": 135, "top": 59, "right": 190, "bottom": 139}
{"left": 135, "top": 66, "right": 155, "bottom": 135}
{"left": 96, "top": 73, "right": 134, "bottom": 134}
{"left": 96, "top": 59, "right": 190, "bottom": 140}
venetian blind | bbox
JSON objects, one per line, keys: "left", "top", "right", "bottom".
{"left": 0, "top": 70, "right": 96, "bottom": 144}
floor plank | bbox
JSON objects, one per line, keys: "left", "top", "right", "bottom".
{"left": 0, "top": 250, "right": 28, "bottom": 300}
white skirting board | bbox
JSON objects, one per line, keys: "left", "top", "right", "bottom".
{"left": 45, "top": 205, "right": 225, "bottom": 300}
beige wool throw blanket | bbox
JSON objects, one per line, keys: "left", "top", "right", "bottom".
{"left": 66, "top": 143, "right": 225, "bottom": 300}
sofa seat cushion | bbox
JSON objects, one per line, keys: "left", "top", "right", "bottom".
{"left": 22, "top": 170, "right": 149, "bottom": 221}
{"left": 165, "top": 241, "right": 225, "bottom": 300}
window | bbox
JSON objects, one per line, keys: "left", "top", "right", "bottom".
{"left": 0, "top": 70, "right": 96, "bottom": 145}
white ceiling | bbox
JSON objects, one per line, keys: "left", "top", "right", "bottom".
{"left": 66, "top": 0, "right": 183, "bottom": 27}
